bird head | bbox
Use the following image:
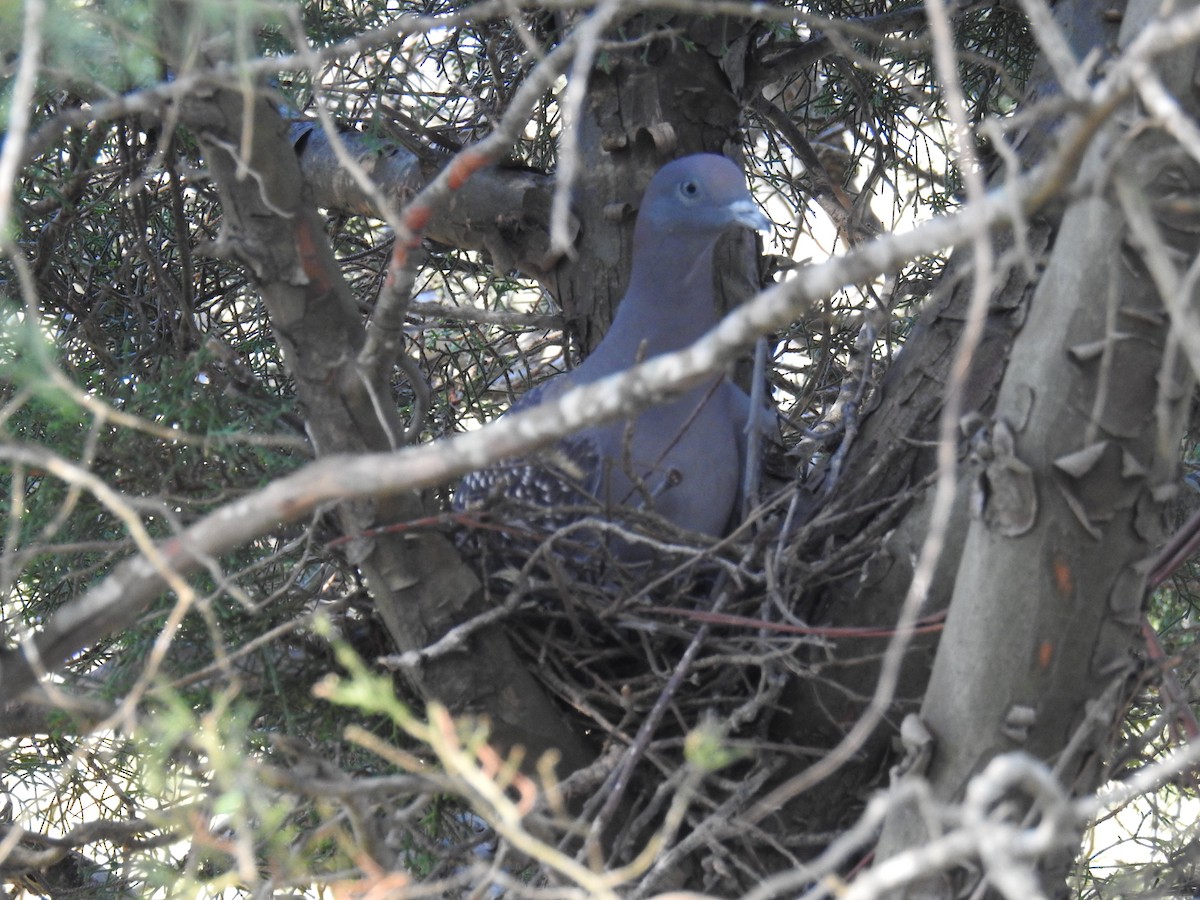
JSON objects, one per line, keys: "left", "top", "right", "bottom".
{"left": 635, "top": 154, "right": 770, "bottom": 240}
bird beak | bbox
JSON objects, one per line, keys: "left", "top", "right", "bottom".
{"left": 729, "top": 198, "right": 771, "bottom": 233}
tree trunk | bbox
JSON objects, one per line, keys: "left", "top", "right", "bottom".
{"left": 763, "top": 0, "right": 1133, "bottom": 838}
{"left": 176, "top": 85, "right": 594, "bottom": 774}
{"left": 556, "top": 12, "right": 764, "bottom": 353}
{"left": 875, "top": 0, "right": 1198, "bottom": 894}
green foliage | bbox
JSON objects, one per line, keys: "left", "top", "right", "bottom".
{"left": 682, "top": 719, "right": 742, "bottom": 772}
{"left": 313, "top": 616, "right": 419, "bottom": 727}
{"left": 128, "top": 685, "right": 332, "bottom": 893}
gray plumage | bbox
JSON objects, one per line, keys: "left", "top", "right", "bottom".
{"left": 455, "top": 154, "right": 770, "bottom": 547}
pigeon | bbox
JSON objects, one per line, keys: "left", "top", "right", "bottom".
{"left": 455, "top": 154, "right": 772, "bottom": 554}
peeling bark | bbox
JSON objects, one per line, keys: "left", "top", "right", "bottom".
{"left": 556, "top": 12, "right": 763, "bottom": 352}
{"left": 876, "top": 0, "right": 1197, "bottom": 893}
{"left": 767, "top": 0, "right": 1128, "bottom": 836}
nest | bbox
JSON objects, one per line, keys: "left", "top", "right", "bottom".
{"left": 442, "top": 478, "right": 895, "bottom": 896}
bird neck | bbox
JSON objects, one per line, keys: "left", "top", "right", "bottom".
{"left": 601, "top": 230, "right": 722, "bottom": 364}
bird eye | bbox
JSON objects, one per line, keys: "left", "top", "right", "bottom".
{"left": 680, "top": 180, "right": 699, "bottom": 198}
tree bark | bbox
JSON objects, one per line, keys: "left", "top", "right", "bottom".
{"left": 555, "top": 12, "right": 764, "bottom": 353}
{"left": 289, "top": 120, "right": 568, "bottom": 284}
{"left": 875, "top": 0, "right": 1197, "bottom": 893}
{"left": 765, "top": 0, "right": 1131, "bottom": 836}
{"left": 177, "top": 85, "right": 593, "bottom": 774}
